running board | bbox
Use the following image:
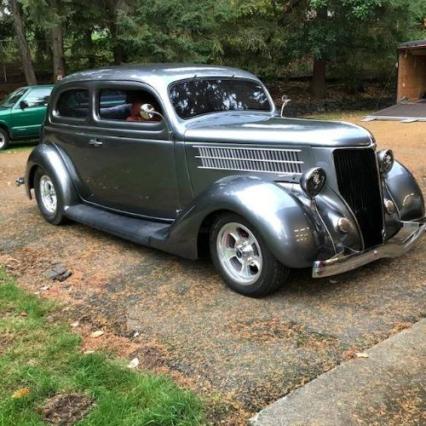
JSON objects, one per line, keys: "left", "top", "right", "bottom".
{"left": 65, "top": 204, "right": 170, "bottom": 247}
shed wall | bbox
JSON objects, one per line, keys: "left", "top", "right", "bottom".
{"left": 397, "top": 49, "right": 426, "bottom": 102}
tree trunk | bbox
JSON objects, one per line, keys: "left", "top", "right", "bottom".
{"left": 311, "top": 57, "right": 326, "bottom": 98}
{"left": 50, "top": 0, "right": 65, "bottom": 82}
{"left": 106, "top": 0, "right": 126, "bottom": 65}
{"left": 51, "top": 25, "right": 65, "bottom": 81}
{"left": 9, "top": 0, "right": 37, "bottom": 85}
{"left": 110, "top": 23, "right": 124, "bottom": 65}
{"left": 310, "top": 6, "right": 327, "bottom": 98}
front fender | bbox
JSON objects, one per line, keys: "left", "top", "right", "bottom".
{"left": 153, "top": 176, "right": 319, "bottom": 268}
{"left": 385, "top": 160, "right": 425, "bottom": 221}
{"left": 25, "top": 143, "right": 79, "bottom": 208}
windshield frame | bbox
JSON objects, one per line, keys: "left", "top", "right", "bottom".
{"left": 0, "top": 87, "right": 28, "bottom": 108}
{"left": 168, "top": 77, "right": 274, "bottom": 121}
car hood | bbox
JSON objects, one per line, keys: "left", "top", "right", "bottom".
{"left": 0, "top": 106, "right": 11, "bottom": 115}
{"left": 183, "top": 114, "right": 373, "bottom": 147}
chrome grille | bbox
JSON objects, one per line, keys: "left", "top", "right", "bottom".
{"left": 195, "top": 145, "right": 303, "bottom": 174}
{"left": 334, "top": 148, "right": 384, "bottom": 249}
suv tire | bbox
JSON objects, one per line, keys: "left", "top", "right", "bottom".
{"left": 0, "top": 128, "right": 9, "bottom": 150}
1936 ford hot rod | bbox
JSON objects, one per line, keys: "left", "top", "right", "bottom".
{"left": 22, "top": 65, "right": 425, "bottom": 296}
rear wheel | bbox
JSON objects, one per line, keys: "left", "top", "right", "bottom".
{"left": 0, "top": 128, "right": 9, "bottom": 150}
{"left": 34, "top": 168, "right": 66, "bottom": 225}
{"left": 210, "top": 213, "right": 289, "bottom": 297}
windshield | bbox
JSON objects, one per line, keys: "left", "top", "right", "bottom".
{"left": 169, "top": 78, "right": 272, "bottom": 119}
{"left": 0, "top": 88, "right": 27, "bottom": 108}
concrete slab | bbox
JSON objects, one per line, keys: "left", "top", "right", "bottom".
{"left": 250, "top": 319, "right": 426, "bottom": 426}
{"left": 364, "top": 101, "right": 426, "bottom": 122}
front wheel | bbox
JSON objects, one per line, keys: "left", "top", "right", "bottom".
{"left": 34, "top": 168, "right": 66, "bottom": 225}
{"left": 0, "top": 128, "right": 9, "bottom": 150}
{"left": 209, "top": 213, "right": 289, "bottom": 297}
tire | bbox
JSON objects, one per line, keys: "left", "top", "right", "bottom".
{"left": 34, "top": 167, "right": 66, "bottom": 225}
{"left": 209, "top": 213, "right": 289, "bottom": 297}
{"left": 0, "top": 128, "right": 9, "bottom": 151}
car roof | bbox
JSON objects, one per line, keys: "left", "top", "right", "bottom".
{"left": 24, "top": 84, "right": 54, "bottom": 89}
{"left": 59, "top": 64, "right": 259, "bottom": 87}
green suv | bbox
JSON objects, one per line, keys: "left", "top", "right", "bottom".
{"left": 0, "top": 85, "right": 53, "bottom": 150}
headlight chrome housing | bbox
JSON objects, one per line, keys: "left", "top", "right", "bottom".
{"left": 377, "top": 149, "right": 394, "bottom": 174}
{"left": 300, "top": 167, "right": 326, "bottom": 198}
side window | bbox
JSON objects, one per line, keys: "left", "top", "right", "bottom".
{"left": 23, "top": 87, "right": 52, "bottom": 108}
{"left": 56, "top": 89, "right": 90, "bottom": 119}
{"left": 98, "top": 88, "right": 162, "bottom": 122}
{"left": 2, "top": 88, "right": 27, "bottom": 108}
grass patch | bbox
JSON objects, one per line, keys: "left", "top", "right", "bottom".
{"left": 304, "top": 110, "right": 375, "bottom": 121}
{"left": 0, "top": 268, "right": 204, "bottom": 425}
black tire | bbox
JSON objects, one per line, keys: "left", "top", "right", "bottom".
{"left": 34, "top": 167, "right": 67, "bottom": 225}
{"left": 209, "top": 213, "right": 289, "bottom": 297}
{"left": 0, "top": 127, "right": 9, "bottom": 151}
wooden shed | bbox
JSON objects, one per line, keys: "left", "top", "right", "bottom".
{"left": 366, "top": 39, "right": 426, "bottom": 122}
{"left": 397, "top": 39, "right": 426, "bottom": 102}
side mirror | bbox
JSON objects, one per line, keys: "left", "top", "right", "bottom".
{"left": 19, "top": 100, "right": 29, "bottom": 110}
{"left": 140, "top": 103, "right": 162, "bottom": 121}
{"left": 280, "top": 95, "right": 291, "bottom": 117}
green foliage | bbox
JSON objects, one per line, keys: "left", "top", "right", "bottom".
{"left": 0, "top": 0, "right": 425, "bottom": 87}
{"left": 0, "top": 268, "right": 204, "bottom": 425}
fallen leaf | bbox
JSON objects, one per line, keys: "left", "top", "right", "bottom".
{"left": 356, "top": 352, "right": 369, "bottom": 358}
{"left": 70, "top": 321, "right": 79, "bottom": 328}
{"left": 12, "top": 388, "right": 31, "bottom": 399}
{"left": 90, "top": 330, "right": 104, "bottom": 338}
{"left": 19, "top": 311, "right": 28, "bottom": 317}
{"left": 127, "top": 357, "right": 139, "bottom": 369}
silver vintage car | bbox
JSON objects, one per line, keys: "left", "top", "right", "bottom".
{"left": 22, "top": 65, "right": 425, "bottom": 296}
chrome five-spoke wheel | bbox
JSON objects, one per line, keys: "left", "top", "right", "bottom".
{"left": 39, "top": 175, "right": 58, "bottom": 214}
{"left": 210, "top": 213, "right": 289, "bottom": 297}
{"left": 217, "top": 222, "right": 263, "bottom": 285}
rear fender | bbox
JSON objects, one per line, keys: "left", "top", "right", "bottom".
{"left": 25, "top": 144, "right": 79, "bottom": 208}
{"left": 153, "top": 176, "right": 319, "bottom": 268}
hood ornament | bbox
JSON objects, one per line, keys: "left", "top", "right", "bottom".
{"left": 280, "top": 95, "right": 291, "bottom": 117}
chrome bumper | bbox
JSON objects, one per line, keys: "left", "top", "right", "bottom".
{"left": 312, "top": 220, "right": 426, "bottom": 278}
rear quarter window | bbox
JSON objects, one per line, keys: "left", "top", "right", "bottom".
{"left": 56, "top": 89, "right": 90, "bottom": 119}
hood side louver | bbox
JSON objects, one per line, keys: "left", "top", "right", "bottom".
{"left": 195, "top": 145, "right": 303, "bottom": 175}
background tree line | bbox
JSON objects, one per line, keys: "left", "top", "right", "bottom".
{"left": 0, "top": 0, "right": 425, "bottom": 98}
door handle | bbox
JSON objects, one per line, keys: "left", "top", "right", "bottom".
{"left": 89, "top": 139, "right": 103, "bottom": 147}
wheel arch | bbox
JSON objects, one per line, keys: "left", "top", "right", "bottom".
{"left": 0, "top": 122, "right": 10, "bottom": 137}
{"left": 197, "top": 209, "right": 237, "bottom": 257}
{"left": 154, "top": 176, "right": 320, "bottom": 268}
{"left": 25, "top": 143, "right": 79, "bottom": 207}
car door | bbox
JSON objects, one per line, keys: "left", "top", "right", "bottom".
{"left": 82, "top": 84, "right": 180, "bottom": 220}
{"left": 10, "top": 86, "right": 52, "bottom": 138}
{"left": 51, "top": 83, "right": 180, "bottom": 220}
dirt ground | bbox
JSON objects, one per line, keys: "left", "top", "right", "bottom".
{"left": 0, "top": 115, "right": 425, "bottom": 424}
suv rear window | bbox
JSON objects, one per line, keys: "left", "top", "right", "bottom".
{"left": 56, "top": 89, "right": 89, "bottom": 119}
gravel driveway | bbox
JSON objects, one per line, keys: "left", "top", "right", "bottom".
{"left": 0, "top": 116, "right": 425, "bottom": 423}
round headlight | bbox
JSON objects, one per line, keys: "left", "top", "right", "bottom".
{"left": 378, "top": 149, "right": 394, "bottom": 174}
{"left": 300, "top": 167, "right": 326, "bottom": 198}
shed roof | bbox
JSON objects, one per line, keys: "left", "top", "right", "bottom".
{"left": 398, "top": 39, "right": 426, "bottom": 50}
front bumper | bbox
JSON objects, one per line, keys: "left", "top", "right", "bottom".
{"left": 312, "top": 220, "right": 425, "bottom": 278}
